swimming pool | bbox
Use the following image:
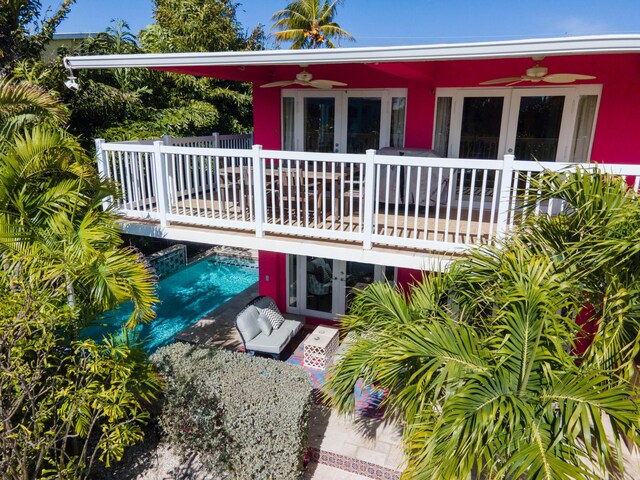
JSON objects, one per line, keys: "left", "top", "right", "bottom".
{"left": 83, "top": 256, "right": 258, "bottom": 353}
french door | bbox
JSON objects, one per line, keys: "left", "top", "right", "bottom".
{"left": 286, "top": 255, "right": 395, "bottom": 320}
{"left": 282, "top": 89, "right": 407, "bottom": 153}
{"left": 438, "top": 85, "right": 601, "bottom": 163}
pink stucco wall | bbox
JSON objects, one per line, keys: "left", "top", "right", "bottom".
{"left": 253, "top": 53, "right": 640, "bottom": 163}
{"left": 253, "top": 53, "right": 640, "bottom": 315}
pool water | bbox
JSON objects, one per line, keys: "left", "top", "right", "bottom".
{"left": 83, "top": 257, "right": 258, "bottom": 353}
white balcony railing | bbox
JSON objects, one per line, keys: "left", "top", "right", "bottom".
{"left": 94, "top": 136, "right": 640, "bottom": 254}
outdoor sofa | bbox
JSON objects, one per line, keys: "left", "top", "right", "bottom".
{"left": 236, "top": 296, "right": 304, "bottom": 359}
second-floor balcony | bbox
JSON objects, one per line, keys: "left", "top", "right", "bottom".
{"left": 95, "top": 133, "right": 640, "bottom": 265}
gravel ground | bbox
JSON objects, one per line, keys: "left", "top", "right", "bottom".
{"left": 92, "top": 424, "right": 222, "bottom": 480}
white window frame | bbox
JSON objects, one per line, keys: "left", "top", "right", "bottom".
{"left": 434, "top": 85, "right": 602, "bottom": 162}
{"left": 285, "top": 254, "right": 397, "bottom": 319}
{"left": 282, "top": 89, "right": 407, "bottom": 153}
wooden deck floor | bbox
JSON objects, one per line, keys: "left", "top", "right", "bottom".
{"left": 152, "top": 197, "right": 500, "bottom": 247}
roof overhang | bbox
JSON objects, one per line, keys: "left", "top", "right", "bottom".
{"left": 64, "top": 34, "right": 640, "bottom": 70}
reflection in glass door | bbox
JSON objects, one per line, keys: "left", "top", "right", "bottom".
{"left": 305, "top": 257, "right": 335, "bottom": 314}
{"left": 457, "top": 97, "right": 505, "bottom": 200}
{"left": 346, "top": 98, "right": 382, "bottom": 153}
{"left": 512, "top": 95, "right": 565, "bottom": 161}
{"left": 288, "top": 255, "right": 396, "bottom": 319}
{"left": 304, "top": 98, "right": 335, "bottom": 152}
{"left": 459, "top": 97, "right": 504, "bottom": 159}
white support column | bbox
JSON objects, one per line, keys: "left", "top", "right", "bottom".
{"left": 362, "top": 149, "right": 377, "bottom": 250}
{"left": 94, "top": 138, "right": 110, "bottom": 211}
{"left": 496, "top": 154, "right": 515, "bottom": 239}
{"left": 94, "top": 138, "right": 107, "bottom": 178}
{"left": 162, "top": 134, "right": 175, "bottom": 205}
{"left": 153, "top": 141, "right": 169, "bottom": 227}
{"left": 252, "top": 144, "right": 264, "bottom": 237}
{"left": 212, "top": 132, "right": 220, "bottom": 148}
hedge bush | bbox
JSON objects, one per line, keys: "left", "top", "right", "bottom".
{"left": 152, "top": 343, "right": 313, "bottom": 480}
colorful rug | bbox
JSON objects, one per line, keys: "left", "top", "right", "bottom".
{"left": 285, "top": 334, "right": 387, "bottom": 419}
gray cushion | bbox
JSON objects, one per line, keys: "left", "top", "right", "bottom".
{"left": 236, "top": 305, "right": 261, "bottom": 342}
{"left": 257, "top": 315, "right": 273, "bottom": 336}
{"left": 280, "top": 319, "right": 303, "bottom": 336}
{"left": 245, "top": 326, "right": 293, "bottom": 354}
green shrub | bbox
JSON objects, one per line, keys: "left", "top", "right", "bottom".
{"left": 152, "top": 343, "right": 313, "bottom": 480}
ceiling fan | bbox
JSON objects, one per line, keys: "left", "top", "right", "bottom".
{"left": 479, "top": 57, "right": 596, "bottom": 86}
{"left": 260, "top": 68, "right": 347, "bottom": 89}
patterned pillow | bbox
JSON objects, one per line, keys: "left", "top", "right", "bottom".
{"left": 260, "top": 306, "right": 284, "bottom": 329}
{"left": 253, "top": 297, "right": 285, "bottom": 329}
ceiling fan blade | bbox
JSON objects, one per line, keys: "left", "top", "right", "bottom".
{"left": 542, "top": 73, "right": 596, "bottom": 84}
{"left": 308, "top": 79, "right": 348, "bottom": 89}
{"left": 479, "top": 77, "right": 524, "bottom": 85}
{"left": 260, "top": 80, "right": 296, "bottom": 88}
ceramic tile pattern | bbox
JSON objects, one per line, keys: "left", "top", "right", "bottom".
{"left": 147, "top": 244, "right": 187, "bottom": 278}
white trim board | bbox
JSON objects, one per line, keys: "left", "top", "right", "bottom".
{"left": 64, "top": 35, "right": 640, "bottom": 70}
{"left": 119, "top": 221, "right": 455, "bottom": 272}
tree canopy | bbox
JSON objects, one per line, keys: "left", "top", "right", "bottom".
{"left": 271, "top": 0, "right": 354, "bottom": 49}
{"left": 0, "top": 0, "right": 76, "bottom": 73}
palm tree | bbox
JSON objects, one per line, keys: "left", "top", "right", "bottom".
{"left": 271, "top": 0, "right": 354, "bottom": 49}
{"left": 323, "top": 169, "right": 640, "bottom": 479}
{"left": 0, "top": 77, "right": 68, "bottom": 141}
{"left": 0, "top": 79, "right": 156, "bottom": 327}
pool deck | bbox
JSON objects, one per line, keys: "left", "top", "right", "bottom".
{"left": 173, "top": 284, "right": 406, "bottom": 480}
{"left": 174, "top": 282, "right": 259, "bottom": 349}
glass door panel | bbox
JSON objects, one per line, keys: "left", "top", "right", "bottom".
{"left": 459, "top": 97, "right": 504, "bottom": 159}
{"left": 305, "top": 257, "right": 335, "bottom": 314}
{"left": 304, "top": 98, "right": 335, "bottom": 152}
{"left": 513, "top": 95, "right": 565, "bottom": 161}
{"left": 457, "top": 96, "right": 505, "bottom": 203}
{"left": 346, "top": 97, "right": 382, "bottom": 153}
{"left": 345, "top": 262, "right": 376, "bottom": 311}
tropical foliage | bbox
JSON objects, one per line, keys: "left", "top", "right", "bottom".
{"left": 324, "top": 169, "right": 640, "bottom": 479}
{"left": 3, "top": 1, "right": 265, "bottom": 146}
{"left": 0, "top": 275, "right": 159, "bottom": 479}
{"left": 0, "top": 80, "right": 157, "bottom": 325}
{"left": 271, "top": 0, "right": 354, "bottom": 49}
{"left": 0, "top": 0, "right": 76, "bottom": 73}
{"left": 0, "top": 78, "right": 160, "bottom": 477}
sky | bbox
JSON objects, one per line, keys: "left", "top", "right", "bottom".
{"left": 42, "top": 0, "right": 640, "bottom": 47}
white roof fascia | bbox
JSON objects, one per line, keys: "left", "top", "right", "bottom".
{"left": 64, "top": 34, "right": 640, "bottom": 70}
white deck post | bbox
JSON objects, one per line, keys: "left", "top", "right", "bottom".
{"left": 212, "top": 132, "right": 220, "bottom": 148}
{"left": 252, "top": 145, "right": 265, "bottom": 237}
{"left": 153, "top": 141, "right": 169, "bottom": 227}
{"left": 496, "top": 154, "right": 515, "bottom": 239}
{"left": 362, "top": 149, "right": 377, "bottom": 250}
{"left": 162, "top": 134, "right": 175, "bottom": 205}
{"left": 94, "top": 138, "right": 111, "bottom": 211}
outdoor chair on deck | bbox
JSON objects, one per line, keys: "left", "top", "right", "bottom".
{"left": 235, "top": 296, "right": 304, "bottom": 360}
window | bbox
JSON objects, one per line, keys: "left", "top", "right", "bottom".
{"left": 433, "top": 96, "right": 452, "bottom": 157}
{"left": 570, "top": 95, "right": 598, "bottom": 162}
{"left": 282, "top": 89, "right": 407, "bottom": 153}
{"left": 282, "top": 97, "right": 295, "bottom": 151}
{"left": 390, "top": 97, "right": 407, "bottom": 148}
{"left": 435, "top": 85, "right": 601, "bottom": 163}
